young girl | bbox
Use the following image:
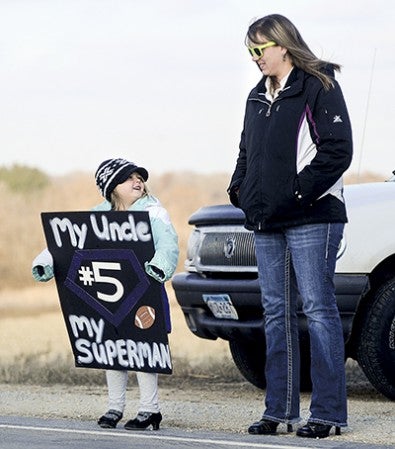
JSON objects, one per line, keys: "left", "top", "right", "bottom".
{"left": 32, "top": 158, "right": 179, "bottom": 431}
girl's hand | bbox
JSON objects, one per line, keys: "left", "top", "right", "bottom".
{"left": 144, "top": 262, "right": 165, "bottom": 282}
{"left": 32, "top": 264, "right": 54, "bottom": 282}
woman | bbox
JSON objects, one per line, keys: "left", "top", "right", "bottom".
{"left": 32, "top": 158, "right": 179, "bottom": 431}
{"left": 228, "top": 15, "right": 352, "bottom": 439}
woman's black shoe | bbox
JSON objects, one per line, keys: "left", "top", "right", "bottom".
{"left": 124, "top": 411, "right": 162, "bottom": 431}
{"left": 97, "top": 409, "right": 123, "bottom": 428}
{"left": 248, "top": 419, "right": 279, "bottom": 435}
{"left": 296, "top": 422, "right": 341, "bottom": 438}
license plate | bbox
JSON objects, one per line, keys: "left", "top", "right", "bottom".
{"left": 203, "top": 294, "right": 239, "bottom": 320}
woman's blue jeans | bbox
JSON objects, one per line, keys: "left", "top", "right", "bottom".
{"left": 254, "top": 223, "right": 347, "bottom": 427}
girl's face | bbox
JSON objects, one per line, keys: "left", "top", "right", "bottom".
{"left": 113, "top": 172, "right": 145, "bottom": 209}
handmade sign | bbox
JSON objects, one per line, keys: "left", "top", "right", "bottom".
{"left": 41, "top": 211, "right": 172, "bottom": 374}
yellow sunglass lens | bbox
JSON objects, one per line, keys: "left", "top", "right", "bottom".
{"left": 248, "top": 41, "right": 276, "bottom": 58}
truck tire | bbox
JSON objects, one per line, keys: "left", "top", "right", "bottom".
{"left": 356, "top": 277, "right": 395, "bottom": 400}
{"left": 229, "top": 339, "right": 312, "bottom": 391}
{"left": 229, "top": 339, "right": 266, "bottom": 389}
{"left": 298, "top": 342, "right": 312, "bottom": 391}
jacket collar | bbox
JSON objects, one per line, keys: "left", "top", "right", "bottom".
{"left": 250, "top": 66, "right": 305, "bottom": 100}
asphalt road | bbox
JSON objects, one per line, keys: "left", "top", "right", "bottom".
{"left": 0, "top": 416, "right": 393, "bottom": 449}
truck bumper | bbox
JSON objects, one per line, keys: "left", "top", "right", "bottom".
{"left": 172, "top": 272, "right": 368, "bottom": 345}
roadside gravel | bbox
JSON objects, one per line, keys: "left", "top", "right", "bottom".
{"left": 1, "top": 365, "right": 394, "bottom": 447}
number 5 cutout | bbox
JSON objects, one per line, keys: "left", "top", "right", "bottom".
{"left": 92, "top": 261, "right": 124, "bottom": 303}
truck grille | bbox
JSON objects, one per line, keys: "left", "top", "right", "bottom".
{"left": 199, "top": 231, "right": 257, "bottom": 268}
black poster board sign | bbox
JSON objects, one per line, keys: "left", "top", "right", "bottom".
{"left": 41, "top": 211, "right": 172, "bottom": 374}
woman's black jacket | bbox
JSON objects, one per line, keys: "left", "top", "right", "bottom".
{"left": 228, "top": 66, "right": 353, "bottom": 232}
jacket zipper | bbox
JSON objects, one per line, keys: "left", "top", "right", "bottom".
{"left": 265, "top": 101, "right": 275, "bottom": 117}
{"left": 264, "top": 85, "right": 291, "bottom": 116}
{"left": 248, "top": 97, "right": 278, "bottom": 117}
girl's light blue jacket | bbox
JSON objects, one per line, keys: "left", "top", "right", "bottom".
{"left": 91, "top": 194, "right": 179, "bottom": 283}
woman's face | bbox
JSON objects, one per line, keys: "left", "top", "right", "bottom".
{"left": 113, "top": 172, "right": 145, "bottom": 207}
{"left": 248, "top": 33, "right": 285, "bottom": 78}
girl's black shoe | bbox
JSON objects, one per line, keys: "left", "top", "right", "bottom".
{"left": 97, "top": 409, "right": 123, "bottom": 428}
{"left": 296, "top": 422, "right": 341, "bottom": 438}
{"left": 124, "top": 411, "right": 162, "bottom": 431}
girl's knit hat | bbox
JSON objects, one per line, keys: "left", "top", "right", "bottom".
{"left": 95, "top": 158, "right": 149, "bottom": 201}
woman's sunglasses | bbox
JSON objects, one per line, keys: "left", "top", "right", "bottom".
{"left": 247, "top": 41, "right": 277, "bottom": 58}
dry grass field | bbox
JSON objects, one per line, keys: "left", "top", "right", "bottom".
{"left": 0, "top": 169, "right": 387, "bottom": 381}
{"left": 0, "top": 285, "right": 231, "bottom": 367}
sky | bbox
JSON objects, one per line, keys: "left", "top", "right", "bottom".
{"left": 1, "top": 0, "right": 394, "bottom": 178}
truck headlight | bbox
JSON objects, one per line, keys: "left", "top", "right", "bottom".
{"left": 185, "top": 229, "right": 201, "bottom": 270}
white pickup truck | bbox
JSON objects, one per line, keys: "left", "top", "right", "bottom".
{"left": 172, "top": 172, "right": 395, "bottom": 400}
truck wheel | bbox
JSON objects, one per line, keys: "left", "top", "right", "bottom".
{"left": 299, "top": 343, "right": 312, "bottom": 391}
{"left": 229, "top": 339, "right": 266, "bottom": 389}
{"left": 229, "top": 339, "right": 312, "bottom": 391}
{"left": 356, "top": 277, "right": 395, "bottom": 400}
